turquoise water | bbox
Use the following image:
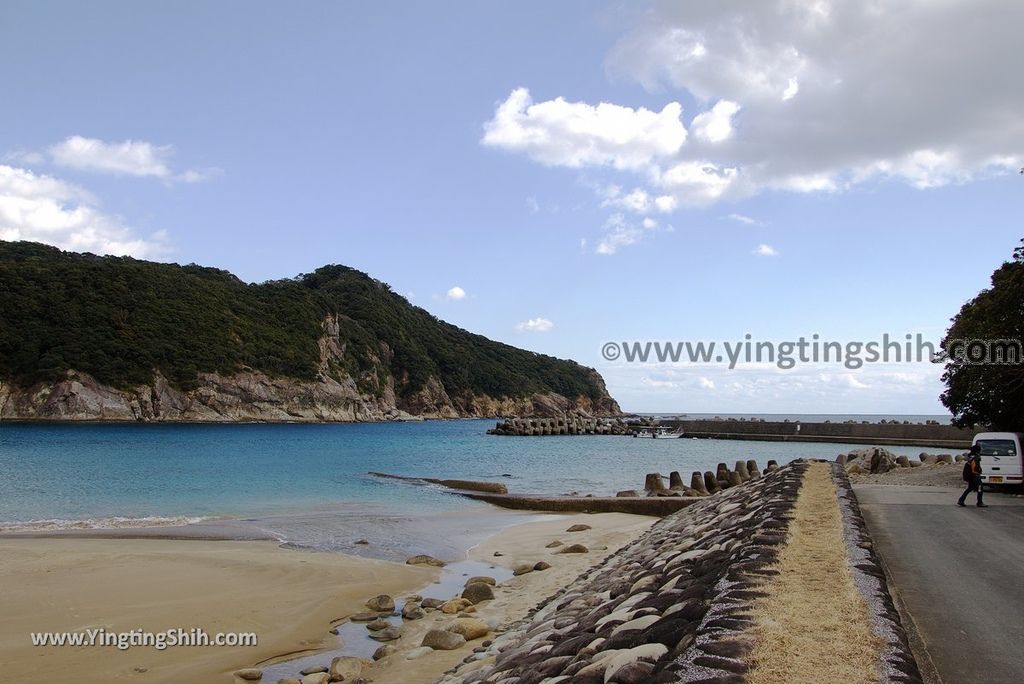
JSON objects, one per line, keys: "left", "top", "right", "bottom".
{"left": 1, "top": 419, "right": 937, "bottom": 531}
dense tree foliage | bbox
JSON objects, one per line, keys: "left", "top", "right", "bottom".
{"left": 0, "top": 241, "right": 604, "bottom": 402}
{"left": 940, "top": 240, "right": 1024, "bottom": 429}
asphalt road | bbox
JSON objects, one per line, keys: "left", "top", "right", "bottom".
{"left": 855, "top": 485, "right": 1024, "bottom": 684}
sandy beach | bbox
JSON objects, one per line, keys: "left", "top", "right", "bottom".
{"left": 0, "top": 511, "right": 656, "bottom": 683}
{"left": 0, "top": 537, "right": 437, "bottom": 683}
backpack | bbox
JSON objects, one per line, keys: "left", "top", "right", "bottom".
{"left": 962, "top": 460, "right": 973, "bottom": 481}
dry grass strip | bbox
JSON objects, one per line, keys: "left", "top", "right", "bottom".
{"left": 746, "top": 462, "right": 882, "bottom": 684}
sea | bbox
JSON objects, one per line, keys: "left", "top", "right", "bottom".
{"left": 0, "top": 415, "right": 950, "bottom": 558}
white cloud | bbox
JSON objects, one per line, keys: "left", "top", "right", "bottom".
{"left": 0, "top": 164, "right": 168, "bottom": 258}
{"left": 782, "top": 77, "right": 799, "bottom": 101}
{"left": 655, "top": 160, "right": 739, "bottom": 205}
{"left": 601, "top": 186, "right": 678, "bottom": 215}
{"left": 606, "top": 1, "right": 1024, "bottom": 192}
{"left": 482, "top": 87, "right": 687, "bottom": 171}
{"left": 482, "top": 2, "right": 1024, "bottom": 255}
{"left": 690, "top": 100, "right": 740, "bottom": 143}
{"left": 727, "top": 213, "right": 760, "bottom": 225}
{"left": 595, "top": 213, "right": 665, "bottom": 255}
{"left": 445, "top": 286, "right": 467, "bottom": 301}
{"left": 599, "top": 360, "right": 945, "bottom": 414}
{"left": 525, "top": 196, "right": 540, "bottom": 213}
{"left": 515, "top": 317, "right": 554, "bottom": 333}
{"left": 754, "top": 243, "right": 778, "bottom": 257}
{"left": 48, "top": 136, "right": 216, "bottom": 182}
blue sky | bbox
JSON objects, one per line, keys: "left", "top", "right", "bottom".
{"left": 1, "top": 1, "right": 1021, "bottom": 415}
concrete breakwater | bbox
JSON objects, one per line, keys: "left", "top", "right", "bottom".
{"left": 488, "top": 415, "right": 977, "bottom": 448}
{"left": 669, "top": 418, "right": 977, "bottom": 449}
{"left": 436, "top": 461, "right": 922, "bottom": 684}
{"left": 488, "top": 416, "right": 631, "bottom": 436}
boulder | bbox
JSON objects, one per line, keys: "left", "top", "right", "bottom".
{"left": 406, "top": 555, "right": 446, "bottom": 567}
{"left": 329, "top": 656, "right": 363, "bottom": 681}
{"left": 534, "top": 561, "right": 551, "bottom": 571}
{"left": 299, "top": 666, "right": 327, "bottom": 676}
{"left": 465, "top": 576, "right": 496, "bottom": 586}
{"left": 368, "top": 625, "right": 402, "bottom": 642}
{"left": 300, "top": 675, "right": 329, "bottom": 684}
{"left": 440, "top": 598, "right": 473, "bottom": 614}
{"left": 870, "top": 448, "right": 896, "bottom": 473}
{"left": 447, "top": 618, "right": 490, "bottom": 641}
{"left": 512, "top": 564, "right": 534, "bottom": 576}
{"left": 349, "top": 612, "right": 380, "bottom": 622}
{"left": 422, "top": 629, "right": 467, "bottom": 651}
{"left": 461, "top": 582, "right": 495, "bottom": 604}
{"left": 616, "top": 489, "right": 641, "bottom": 497}
{"left": 405, "top": 646, "right": 434, "bottom": 660}
{"left": 421, "top": 598, "right": 445, "bottom": 609}
{"left": 896, "top": 456, "right": 911, "bottom": 468}
{"left": 372, "top": 645, "right": 396, "bottom": 660}
{"left": 365, "top": 595, "right": 395, "bottom": 612}
{"left": 402, "top": 604, "right": 426, "bottom": 620}
{"left": 545, "top": 540, "right": 564, "bottom": 548}
{"left": 844, "top": 447, "right": 897, "bottom": 474}
{"left": 366, "top": 618, "right": 391, "bottom": 631}
{"left": 233, "top": 670, "right": 262, "bottom": 682}
{"left": 557, "top": 544, "right": 589, "bottom": 554}
{"left": 566, "top": 523, "right": 592, "bottom": 532}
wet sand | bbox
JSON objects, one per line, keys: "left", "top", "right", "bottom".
{"left": 0, "top": 537, "right": 436, "bottom": 683}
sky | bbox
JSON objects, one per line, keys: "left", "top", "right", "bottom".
{"left": 1, "top": 0, "right": 1021, "bottom": 415}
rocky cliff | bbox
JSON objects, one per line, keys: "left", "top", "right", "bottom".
{"left": 0, "top": 260, "right": 621, "bottom": 422}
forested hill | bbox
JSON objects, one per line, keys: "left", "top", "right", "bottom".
{"left": 0, "top": 241, "right": 620, "bottom": 421}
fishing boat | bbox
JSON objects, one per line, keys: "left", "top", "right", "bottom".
{"left": 633, "top": 426, "right": 685, "bottom": 439}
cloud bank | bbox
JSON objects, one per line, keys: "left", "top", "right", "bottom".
{"left": 483, "top": 0, "right": 1023, "bottom": 253}
{"left": 0, "top": 164, "right": 167, "bottom": 258}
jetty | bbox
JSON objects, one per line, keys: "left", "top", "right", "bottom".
{"left": 488, "top": 414, "right": 979, "bottom": 448}
{"left": 668, "top": 417, "right": 978, "bottom": 448}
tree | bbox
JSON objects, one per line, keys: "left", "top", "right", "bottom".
{"left": 940, "top": 239, "right": 1024, "bottom": 429}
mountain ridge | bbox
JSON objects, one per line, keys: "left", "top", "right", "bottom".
{"left": 0, "top": 241, "right": 620, "bottom": 422}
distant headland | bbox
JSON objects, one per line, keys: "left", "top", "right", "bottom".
{"left": 0, "top": 241, "right": 620, "bottom": 422}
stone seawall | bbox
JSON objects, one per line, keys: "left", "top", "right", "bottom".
{"left": 437, "top": 460, "right": 922, "bottom": 684}
{"left": 437, "top": 463, "right": 809, "bottom": 683}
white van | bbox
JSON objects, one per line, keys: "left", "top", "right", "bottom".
{"left": 973, "top": 432, "right": 1024, "bottom": 487}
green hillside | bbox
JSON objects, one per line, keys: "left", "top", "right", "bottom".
{"left": 0, "top": 241, "right": 611, "bottom": 407}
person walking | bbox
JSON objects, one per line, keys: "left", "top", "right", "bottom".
{"left": 957, "top": 445, "right": 988, "bottom": 507}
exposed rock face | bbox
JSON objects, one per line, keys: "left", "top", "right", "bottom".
{"left": 0, "top": 318, "right": 620, "bottom": 422}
